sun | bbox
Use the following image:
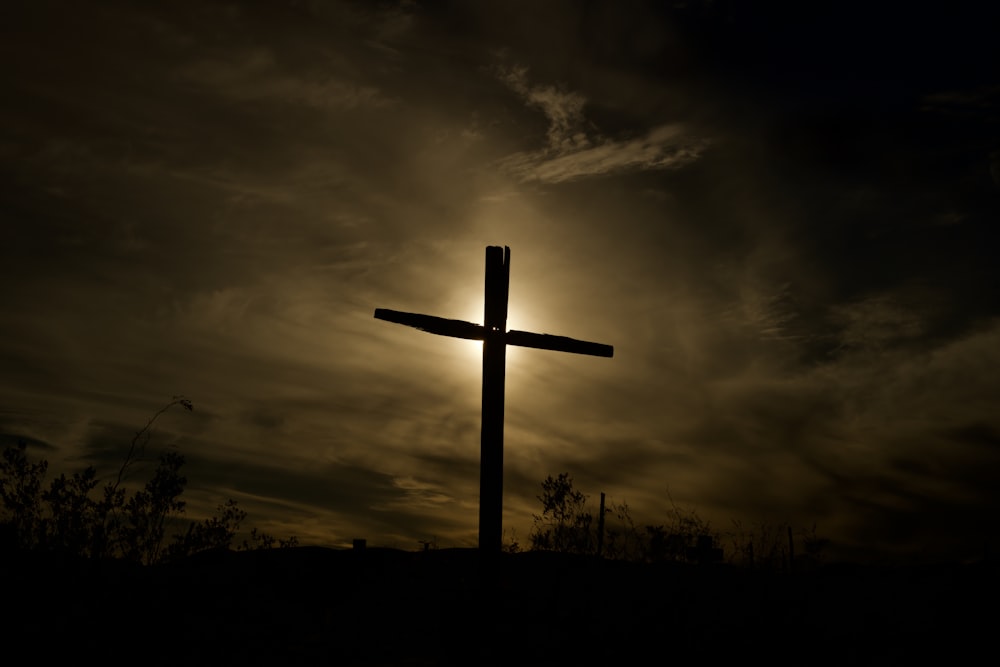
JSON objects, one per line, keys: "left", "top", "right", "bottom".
{"left": 441, "top": 260, "right": 546, "bottom": 369}
{"left": 451, "top": 295, "right": 537, "bottom": 366}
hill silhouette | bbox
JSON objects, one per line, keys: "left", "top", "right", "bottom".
{"left": 3, "top": 405, "right": 995, "bottom": 664}
{"left": 3, "top": 544, "right": 994, "bottom": 666}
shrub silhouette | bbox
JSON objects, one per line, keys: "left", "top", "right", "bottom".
{"left": 0, "top": 397, "right": 296, "bottom": 563}
{"left": 727, "top": 519, "right": 829, "bottom": 571}
{"left": 530, "top": 472, "right": 596, "bottom": 554}
{"left": 530, "top": 472, "right": 720, "bottom": 561}
{"left": 529, "top": 472, "right": 824, "bottom": 567}
{"left": 0, "top": 440, "right": 49, "bottom": 549}
{"left": 606, "top": 492, "right": 720, "bottom": 563}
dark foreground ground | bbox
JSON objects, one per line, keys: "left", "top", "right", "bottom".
{"left": 2, "top": 546, "right": 997, "bottom": 665}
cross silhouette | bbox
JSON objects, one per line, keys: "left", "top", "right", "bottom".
{"left": 374, "top": 245, "right": 613, "bottom": 553}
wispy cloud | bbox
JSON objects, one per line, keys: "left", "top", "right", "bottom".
{"left": 829, "top": 295, "right": 925, "bottom": 354}
{"left": 496, "top": 65, "right": 710, "bottom": 183}
{"left": 177, "top": 48, "right": 394, "bottom": 111}
{"left": 498, "top": 65, "right": 591, "bottom": 153}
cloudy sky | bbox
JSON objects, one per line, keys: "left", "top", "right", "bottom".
{"left": 3, "top": 1, "right": 999, "bottom": 562}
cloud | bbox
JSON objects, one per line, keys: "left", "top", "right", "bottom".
{"left": 828, "top": 295, "right": 925, "bottom": 354}
{"left": 501, "top": 125, "right": 709, "bottom": 184}
{"left": 177, "top": 48, "right": 394, "bottom": 111}
{"left": 496, "top": 65, "right": 710, "bottom": 183}
{"left": 498, "top": 65, "right": 590, "bottom": 153}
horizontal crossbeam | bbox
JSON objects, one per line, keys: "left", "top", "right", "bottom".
{"left": 374, "top": 308, "right": 614, "bottom": 358}
{"left": 373, "top": 308, "right": 484, "bottom": 340}
{"left": 506, "top": 330, "right": 614, "bottom": 358}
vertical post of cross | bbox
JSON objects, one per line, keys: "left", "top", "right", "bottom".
{"left": 479, "top": 245, "right": 509, "bottom": 555}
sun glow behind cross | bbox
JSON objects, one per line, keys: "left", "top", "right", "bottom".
{"left": 453, "top": 297, "right": 536, "bottom": 366}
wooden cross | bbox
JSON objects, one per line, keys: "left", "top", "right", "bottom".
{"left": 374, "top": 246, "right": 613, "bottom": 553}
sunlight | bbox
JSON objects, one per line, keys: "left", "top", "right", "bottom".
{"left": 450, "top": 294, "right": 535, "bottom": 367}
{"left": 456, "top": 337, "right": 484, "bottom": 365}
{"left": 432, "top": 244, "right": 555, "bottom": 381}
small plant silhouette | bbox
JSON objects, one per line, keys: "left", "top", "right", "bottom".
{"left": 530, "top": 473, "right": 595, "bottom": 554}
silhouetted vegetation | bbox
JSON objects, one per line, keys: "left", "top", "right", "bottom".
{"left": 0, "top": 397, "right": 297, "bottom": 563}
{"left": 1, "top": 429, "right": 993, "bottom": 665}
{"left": 529, "top": 472, "right": 594, "bottom": 553}
{"left": 529, "top": 472, "right": 826, "bottom": 570}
